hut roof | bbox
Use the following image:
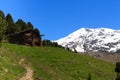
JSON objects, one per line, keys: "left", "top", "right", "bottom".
{"left": 8, "top": 29, "right": 33, "bottom": 36}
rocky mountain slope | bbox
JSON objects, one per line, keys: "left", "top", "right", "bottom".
{"left": 56, "top": 28, "right": 120, "bottom": 53}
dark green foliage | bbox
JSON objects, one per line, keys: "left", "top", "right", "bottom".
{"left": 115, "top": 62, "right": 120, "bottom": 80}
{"left": 42, "top": 39, "right": 62, "bottom": 47}
{"left": 5, "top": 14, "right": 15, "bottom": 34}
{"left": 87, "top": 74, "right": 92, "bottom": 80}
{"left": 0, "top": 10, "right": 5, "bottom": 19}
{"left": 5, "top": 12, "right": 36, "bottom": 35}
{"left": 115, "top": 62, "right": 120, "bottom": 72}
{"left": 0, "top": 10, "right": 7, "bottom": 42}
{"left": 6, "top": 14, "right": 14, "bottom": 25}
{"left": 14, "top": 22, "right": 22, "bottom": 32}
{"left": 14, "top": 20, "right": 35, "bottom": 33}
{"left": 42, "top": 39, "right": 53, "bottom": 46}
{"left": 116, "top": 73, "right": 120, "bottom": 80}
{"left": 27, "top": 22, "right": 34, "bottom": 29}
{"left": 15, "top": 19, "right": 28, "bottom": 31}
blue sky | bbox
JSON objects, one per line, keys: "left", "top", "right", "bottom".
{"left": 0, "top": 0, "right": 120, "bottom": 40}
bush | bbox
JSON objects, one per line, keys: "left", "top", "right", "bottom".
{"left": 42, "top": 39, "right": 62, "bottom": 47}
{"left": 87, "top": 73, "right": 91, "bottom": 80}
{"left": 116, "top": 62, "right": 120, "bottom": 80}
{"left": 115, "top": 62, "right": 120, "bottom": 72}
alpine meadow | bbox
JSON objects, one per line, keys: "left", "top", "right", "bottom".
{"left": 0, "top": 8, "right": 119, "bottom": 80}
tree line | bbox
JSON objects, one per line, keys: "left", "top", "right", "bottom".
{"left": 42, "top": 39, "right": 62, "bottom": 47}
{"left": 0, "top": 10, "right": 61, "bottom": 47}
{"left": 0, "top": 10, "right": 35, "bottom": 41}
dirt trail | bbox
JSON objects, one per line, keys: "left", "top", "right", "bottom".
{"left": 19, "top": 59, "right": 33, "bottom": 80}
{"left": 19, "top": 66, "right": 33, "bottom": 80}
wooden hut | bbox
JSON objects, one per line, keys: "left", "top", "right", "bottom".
{"left": 8, "top": 29, "right": 41, "bottom": 46}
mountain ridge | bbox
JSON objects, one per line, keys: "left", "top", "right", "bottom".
{"left": 56, "top": 28, "right": 120, "bottom": 53}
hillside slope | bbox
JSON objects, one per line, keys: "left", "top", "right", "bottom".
{"left": 0, "top": 47, "right": 25, "bottom": 80}
{"left": 1, "top": 43, "right": 116, "bottom": 80}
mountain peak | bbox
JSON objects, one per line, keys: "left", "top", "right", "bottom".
{"left": 56, "top": 28, "right": 120, "bottom": 53}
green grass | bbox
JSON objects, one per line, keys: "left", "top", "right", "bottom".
{"left": 0, "top": 47, "right": 25, "bottom": 80}
{"left": 1, "top": 43, "right": 116, "bottom": 80}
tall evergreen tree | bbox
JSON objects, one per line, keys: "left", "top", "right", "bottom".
{"left": 27, "top": 22, "right": 34, "bottom": 29}
{"left": 14, "top": 23, "right": 21, "bottom": 33}
{"left": 0, "top": 10, "right": 7, "bottom": 42}
{"left": 15, "top": 19, "right": 28, "bottom": 31}
{"left": 5, "top": 13, "right": 15, "bottom": 34}
{"left": 6, "top": 14, "right": 14, "bottom": 26}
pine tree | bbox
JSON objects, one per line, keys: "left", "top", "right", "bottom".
{"left": 15, "top": 19, "right": 28, "bottom": 31}
{"left": 6, "top": 13, "right": 15, "bottom": 34}
{"left": 0, "top": 10, "right": 7, "bottom": 42}
{"left": 27, "top": 22, "right": 34, "bottom": 29}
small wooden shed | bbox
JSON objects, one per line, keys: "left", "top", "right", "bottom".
{"left": 8, "top": 29, "right": 41, "bottom": 46}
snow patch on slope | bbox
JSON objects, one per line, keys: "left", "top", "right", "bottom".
{"left": 56, "top": 28, "right": 120, "bottom": 53}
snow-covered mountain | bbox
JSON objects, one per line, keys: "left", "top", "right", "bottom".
{"left": 56, "top": 28, "right": 120, "bottom": 53}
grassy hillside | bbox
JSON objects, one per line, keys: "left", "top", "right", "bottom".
{"left": 0, "top": 47, "right": 25, "bottom": 80}
{"left": 0, "top": 43, "right": 116, "bottom": 80}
